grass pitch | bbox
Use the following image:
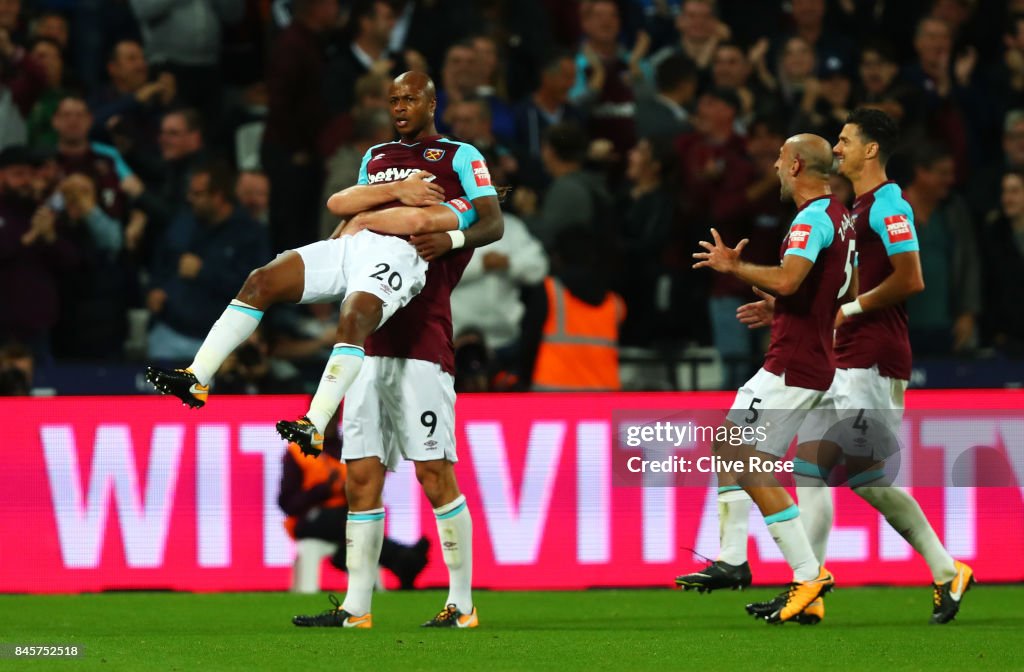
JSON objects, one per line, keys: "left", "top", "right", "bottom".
{"left": 0, "top": 587, "right": 1020, "bottom": 671}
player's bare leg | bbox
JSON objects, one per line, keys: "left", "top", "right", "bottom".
{"left": 277, "top": 291, "right": 384, "bottom": 454}
{"left": 416, "top": 459, "right": 478, "bottom": 628}
{"left": 292, "top": 456, "right": 386, "bottom": 628}
{"left": 147, "top": 252, "right": 306, "bottom": 407}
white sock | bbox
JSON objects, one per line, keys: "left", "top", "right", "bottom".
{"left": 765, "top": 505, "right": 820, "bottom": 582}
{"left": 717, "top": 487, "right": 752, "bottom": 565}
{"left": 854, "top": 485, "right": 957, "bottom": 583}
{"left": 795, "top": 475, "right": 833, "bottom": 565}
{"left": 305, "top": 344, "right": 365, "bottom": 433}
{"left": 189, "top": 300, "right": 263, "bottom": 385}
{"left": 341, "top": 508, "right": 385, "bottom": 617}
{"left": 434, "top": 495, "right": 473, "bottom": 613}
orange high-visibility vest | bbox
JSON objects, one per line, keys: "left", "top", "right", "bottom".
{"left": 283, "top": 442, "right": 348, "bottom": 539}
{"left": 532, "top": 276, "right": 624, "bottom": 391}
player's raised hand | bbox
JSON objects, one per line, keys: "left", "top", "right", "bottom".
{"left": 693, "top": 228, "right": 747, "bottom": 273}
{"left": 409, "top": 231, "right": 453, "bottom": 262}
{"left": 393, "top": 170, "right": 445, "bottom": 207}
{"left": 737, "top": 287, "right": 775, "bottom": 329}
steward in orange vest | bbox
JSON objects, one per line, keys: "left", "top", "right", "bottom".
{"left": 278, "top": 425, "right": 430, "bottom": 589}
{"left": 520, "top": 231, "right": 626, "bottom": 391}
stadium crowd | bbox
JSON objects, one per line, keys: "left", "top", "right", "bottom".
{"left": 0, "top": 0, "right": 1022, "bottom": 394}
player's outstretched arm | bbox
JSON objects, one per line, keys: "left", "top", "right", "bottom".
{"left": 693, "top": 227, "right": 813, "bottom": 296}
{"left": 326, "top": 170, "right": 445, "bottom": 217}
{"left": 349, "top": 202, "right": 463, "bottom": 236}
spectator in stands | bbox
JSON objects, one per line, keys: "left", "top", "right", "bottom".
{"left": 323, "top": 0, "right": 403, "bottom": 116}
{"left": 24, "top": 37, "right": 67, "bottom": 147}
{"left": 968, "top": 109, "right": 1024, "bottom": 219}
{"left": 278, "top": 415, "right": 430, "bottom": 589}
{"left": 129, "top": 0, "right": 243, "bottom": 125}
{"left": 615, "top": 136, "right": 675, "bottom": 345}
{"left": 777, "top": 0, "right": 855, "bottom": 74}
{"left": 235, "top": 170, "right": 270, "bottom": 225}
{"left": 0, "top": 145, "right": 80, "bottom": 361}
{"left": 89, "top": 39, "right": 176, "bottom": 178}
{"left": 770, "top": 36, "right": 817, "bottom": 120}
{"left": 512, "top": 49, "right": 581, "bottom": 191}
{"left": 122, "top": 108, "right": 207, "bottom": 260}
{"left": 523, "top": 122, "right": 610, "bottom": 253}
{"left": 472, "top": 34, "right": 506, "bottom": 101}
{"left": 319, "top": 107, "right": 393, "bottom": 239}
{"left": 710, "top": 41, "right": 776, "bottom": 131}
{"left": 854, "top": 41, "right": 920, "bottom": 129}
{"left": 651, "top": 0, "right": 727, "bottom": 79}
{"left": 981, "top": 168, "right": 1024, "bottom": 355}
{"left": 29, "top": 11, "right": 68, "bottom": 50}
{"left": 0, "top": 0, "right": 25, "bottom": 46}
{"left": 448, "top": 97, "right": 518, "bottom": 184}
{"left": 521, "top": 227, "right": 625, "bottom": 391}
{"left": 791, "top": 55, "right": 853, "bottom": 140}
{"left": 262, "top": 0, "right": 339, "bottom": 254}
{"left": 52, "top": 95, "right": 128, "bottom": 221}
{"left": 0, "top": 23, "right": 47, "bottom": 150}
{"left": 214, "top": 327, "right": 303, "bottom": 394}
{"left": 386, "top": 0, "right": 479, "bottom": 76}
{"left": 437, "top": 40, "right": 515, "bottom": 143}
{"left": 0, "top": 340, "right": 32, "bottom": 395}
{"left": 146, "top": 162, "right": 270, "bottom": 360}
{"left": 451, "top": 209, "right": 548, "bottom": 370}
{"left": 634, "top": 52, "right": 696, "bottom": 139}
{"left": 903, "top": 143, "right": 981, "bottom": 355}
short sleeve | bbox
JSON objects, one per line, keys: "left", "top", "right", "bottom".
{"left": 356, "top": 149, "right": 372, "bottom": 185}
{"left": 783, "top": 211, "right": 834, "bottom": 262}
{"left": 451, "top": 143, "right": 499, "bottom": 201}
{"left": 441, "top": 197, "right": 479, "bottom": 230}
{"left": 869, "top": 200, "right": 919, "bottom": 256}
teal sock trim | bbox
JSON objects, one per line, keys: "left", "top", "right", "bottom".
{"left": 332, "top": 345, "right": 365, "bottom": 358}
{"left": 435, "top": 500, "right": 468, "bottom": 520}
{"left": 764, "top": 504, "right": 800, "bottom": 525}
{"left": 717, "top": 485, "right": 743, "bottom": 494}
{"left": 228, "top": 302, "right": 263, "bottom": 320}
{"left": 348, "top": 511, "right": 385, "bottom": 522}
{"left": 848, "top": 470, "right": 886, "bottom": 488}
{"left": 793, "top": 457, "right": 830, "bottom": 480}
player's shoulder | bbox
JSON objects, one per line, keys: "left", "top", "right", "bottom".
{"left": 793, "top": 196, "right": 833, "bottom": 226}
{"left": 438, "top": 137, "right": 485, "bottom": 158}
{"left": 871, "top": 182, "right": 912, "bottom": 213}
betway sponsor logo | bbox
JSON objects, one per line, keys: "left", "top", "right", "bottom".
{"left": 368, "top": 167, "right": 417, "bottom": 183}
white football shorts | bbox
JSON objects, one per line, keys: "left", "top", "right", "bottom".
{"left": 725, "top": 367, "right": 826, "bottom": 457}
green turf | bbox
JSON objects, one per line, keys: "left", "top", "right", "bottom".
{"left": 0, "top": 587, "right": 1020, "bottom": 671}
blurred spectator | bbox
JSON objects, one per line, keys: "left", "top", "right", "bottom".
{"left": 214, "top": 326, "right": 303, "bottom": 393}
{"left": 453, "top": 327, "right": 492, "bottom": 392}
{"left": 278, "top": 414, "right": 430, "bottom": 588}
{"left": 650, "top": 0, "right": 727, "bottom": 80}
{"left": 0, "top": 23, "right": 48, "bottom": 150}
{"left": 262, "top": 0, "right": 339, "bottom": 254}
{"left": 122, "top": 108, "right": 207, "bottom": 258}
{"left": 24, "top": 37, "right": 68, "bottom": 147}
{"left": 902, "top": 16, "right": 973, "bottom": 182}
{"left": 854, "top": 42, "right": 920, "bottom": 129}
{"left": 521, "top": 227, "right": 625, "bottom": 391}
{"left": 522, "top": 122, "right": 610, "bottom": 253}
{"left": 615, "top": 137, "right": 675, "bottom": 345}
{"left": 472, "top": 0, "right": 552, "bottom": 101}
{"left": 570, "top": 0, "right": 644, "bottom": 165}
{"left": 451, "top": 210, "right": 548, "bottom": 368}
{"left": 791, "top": 55, "right": 853, "bottom": 139}
{"left": 323, "top": 0, "right": 403, "bottom": 116}
{"left": 0, "top": 145, "right": 80, "bottom": 361}
{"left": 0, "top": 0, "right": 25, "bottom": 46}
{"left": 903, "top": 143, "right": 981, "bottom": 355}
{"left": 711, "top": 40, "right": 777, "bottom": 131}
{"left": 967, "top": 109, "right": 1024, "bottom": 219}
{"left": 89, "top": 39, "right": 176, "bottom": 177}
{"left": 387, "top": 0, "right": 480, "bottom": 76}
{"left": 52, "top": 95, "right": 128, "bottom": 221}
{"left": 319, "top": 106, "right": 393, "bottom": 239}
{"left": 777, "top": 0, "right": 855, "bottom": 73}
{"left": 0, "top": 340, "right": 32, "bottom": 394}
{"left": 634, "top": 52, "right": 696, "bottom": 139}
{"left": 981, "top": 168, "right": 1024, "bottom": 355}
{"left": 146, "top": 162, "right": 270, "bottom": 360}
{"left": 128, "top": 0, "right": 243, "bottom": 125}
{"left": 471, "top": 33, "right": 506, "bottom": 100}
{"left": 437, "top": 40, "right": 515, "bottom": 143}
{"left": 770, "top": 36, "right": 817, "bottom": 120}
{"left": 236, "top": 169, "right": 270, "bottom": 225}
{"left": 448, "top": 97, "right": 517, "bottom": 184}
{"left": 29, "top": 11, "right": 69, "bottom": 50}
{"left": 512, "top": 49, "right": 582, "bottom": 191}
